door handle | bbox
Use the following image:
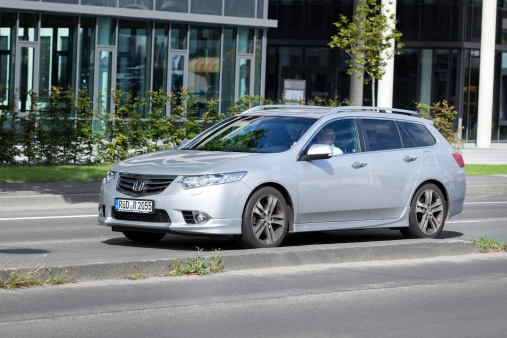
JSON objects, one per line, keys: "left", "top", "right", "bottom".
{"left": 351, "top": 161, "right": 367, "bottom": 169}
{"left": 404, "top": 155, "right": 418, "bottom": 162}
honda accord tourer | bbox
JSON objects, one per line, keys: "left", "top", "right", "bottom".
{"left": 98, "top": 105, "right": 466, "bottom": 248}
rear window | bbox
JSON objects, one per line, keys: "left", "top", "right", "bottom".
{"left": 398, "top": 121, "right": 436, "bottom": 147}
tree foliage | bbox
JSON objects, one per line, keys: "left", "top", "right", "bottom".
{"left": 417, "top": 100, "right": 464, "bottom": 151}
{"left": 329, "top": 0, "right": 403, "bottom": 106}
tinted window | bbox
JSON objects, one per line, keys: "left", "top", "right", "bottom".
{"left": 310, "top": 119, "right": 360, "bottom": 155}
{"left": 397, "top": 121, "right": 417, "bottom": 148}
{"left": 362, "top": 119, "right": 402, "bottom": 151}
{"left": 185, "top": 115, "right": 316, "bottom": 153}
{"left": 398, "top": 121, "right": 436, "bottom": 147}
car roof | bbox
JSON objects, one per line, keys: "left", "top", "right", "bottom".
{"left": 241, "top": 105, "right": 422, "bottom": 120}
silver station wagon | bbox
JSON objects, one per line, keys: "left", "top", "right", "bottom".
{"left": 98, "top": 105, "right": 466, "bottom": 248}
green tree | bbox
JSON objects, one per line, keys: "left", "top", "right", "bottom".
{"left": 329, "top": 0, "right": 403, "bottom": 106}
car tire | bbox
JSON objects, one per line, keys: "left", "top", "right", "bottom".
{"left": 237, "top": 187, "right": 289, "bottom": 249}
{"left": 122, "top": 231, "right": 166, "bottom": 243}
{"left": 401, "top": 183, "right": 447, "bottom": 239}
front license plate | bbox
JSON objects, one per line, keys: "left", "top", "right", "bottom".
{"left": 115, "top": 199, "right": 153, "bottom": 213}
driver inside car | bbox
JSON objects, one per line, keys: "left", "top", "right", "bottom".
{"left": 316, "top": 127, "right": 343, "bottom": 155}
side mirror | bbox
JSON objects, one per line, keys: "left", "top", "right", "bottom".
{"left": 305, "top": 144, "right": 333, "bottom": 161}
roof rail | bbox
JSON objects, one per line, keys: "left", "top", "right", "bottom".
{"left": 241, "top": 105, "right": 330, "bottom": 114}
{"left": 240, "top": 105, "right": 420, "bottom": 118}
{"left": 328, "top": 106, "right": 420, "bottom": 117}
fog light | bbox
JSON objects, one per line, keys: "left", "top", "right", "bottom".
{"left": 98, "top": 204, "right": 106, "bottom": 218}
{"left": 193, "top": 211, "right": 211, "bottom": 224}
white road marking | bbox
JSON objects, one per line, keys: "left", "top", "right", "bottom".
{"left": 447, "top": 218, "right": 506, "bottom": 224}
{"left": 0, "top": 215, "right": 96, "bottom": 221}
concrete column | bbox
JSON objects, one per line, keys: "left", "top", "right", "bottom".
{"left": 349, "top": 0, "right": 364, "bottom": 106}
{"left": 476, "top": 0, "right": 497, "bottom": 148}
{"left": 377, "top": 0, "right": 397, "bottom": 108}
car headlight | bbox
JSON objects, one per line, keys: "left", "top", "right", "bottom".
{"left": 104, "top": 170, "right": 117, "bottom": 183}
{"left": 180, "top": 172, "right": 247, "bottom": 189}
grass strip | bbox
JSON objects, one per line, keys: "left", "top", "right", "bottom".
{"left": 464, "top": 164, "right": 507, "bottom": 176}
{"left": 167, "top": 248, "right": 225, "bottom": 276}
{"left": 472, "top": 237, "right": 507, "bottom": 253}
{"left": 0, "top": 165, "right": 112, "bottom": 183}
{"left": 0, "top": 269, "right": 77, "bottom": 289}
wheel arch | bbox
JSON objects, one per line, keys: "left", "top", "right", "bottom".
{"left": 243, "top": 182, "right": 295, "bottom": 231}
{"left": 412, "top": 179, "right": 450, "bottom": 215}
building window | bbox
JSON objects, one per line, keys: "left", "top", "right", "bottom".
{"left": 153, "top": 23, "right": 168, "bottom": 92}
{"left": 117, "top": 20, "right": 151, "bottom": 116}
{"left": 39, "top": 15, "right": 78, "bottom": 103}
{"left": 225, "top": 0, "right": 255, "bottom": 18}
{"left": 188, "top": 25, "right": 221, "bottom": 116}
{"left": 191, "top": 0, "right": 222, "bottom": 15}
{"left": 221, "top": 27, "right": 236, "bottom": 114}
{"left": 156, "top": 0, "right": 188, "bottom": 12}
{"left": 18, "top": 13, "right": 38, "bottom": 42}
{"left": 79, "top": 17, "right": 95, "bottom": 96}
{"left": 0, "top": 12, "right": 16, "bottom": 107}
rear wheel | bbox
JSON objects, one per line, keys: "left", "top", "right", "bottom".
{"left": 401, "top": 183, "right": 447, "bottom": 239}
{"left": 122, "top": 231, "right": 166, "bottom": 243}
{"left": 237, "top": 187, "right": 289, "bottom": 249}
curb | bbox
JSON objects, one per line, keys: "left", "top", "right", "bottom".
{"left": 0, "top": 239, "right": 479, "bottom": 281}
{"left": 0, "top": 193, "right": 98, "bottom": 206}
{"left": 465, "top": 185, "right": 507, "bottom": 196}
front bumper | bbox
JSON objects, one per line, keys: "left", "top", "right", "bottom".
{"left": 97, "top": 177, "right": 251, "bottom": 235}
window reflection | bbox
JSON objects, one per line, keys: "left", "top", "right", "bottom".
{"left": 117, "top": 20, "right": 150, "bottom": 116}
{"left": 0, "top": 12, "right": 16, "bottom": 106}
{"left": 189, "top": 25, "right": 221, "bottom": 116}
{"left": 39, "top": 15, "right": 78, "bottom": 103}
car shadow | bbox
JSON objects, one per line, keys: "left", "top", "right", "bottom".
{"left": 101, "top": 228, "right": 464, "bottom": 252}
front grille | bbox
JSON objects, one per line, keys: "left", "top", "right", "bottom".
{"left": 117, "top": 173, "right": 177, "bottom": 197}
{"left": 111, "top": 208, "right": 171, "bottom": 223}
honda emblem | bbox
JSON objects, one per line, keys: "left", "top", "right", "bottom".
{"left": 132, "top": 180, "right": 146, "bottom": 192}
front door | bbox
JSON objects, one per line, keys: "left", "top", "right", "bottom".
{"left": 296, "top": 119, "right": 370, "bottom": 224}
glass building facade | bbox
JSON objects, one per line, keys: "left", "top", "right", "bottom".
{"left": 0, "top": 0, "right": 274, "bottom": 116}
{"left": 2, "top": 0, "right": 506, "bottom": 142}
{"left": 267, "top": 0, "right": 507, "bottom": 142}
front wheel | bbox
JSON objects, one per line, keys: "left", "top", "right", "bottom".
{"left": 237, "top": 187, "right": 289, "bottom": 249}
{"left": 122, "top": 231, "right": 166, "bottom": 243}
{"left": 401, "top": 183, "right": 447, "bottom": 239}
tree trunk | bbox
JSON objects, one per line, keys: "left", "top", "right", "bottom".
{"left": 372, "top": 77, "right": 376, "bottom": 107}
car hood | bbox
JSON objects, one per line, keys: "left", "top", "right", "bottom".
{"left": 111, "top": 149, "right": 261, "bottom": 176}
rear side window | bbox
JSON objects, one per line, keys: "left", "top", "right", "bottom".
{"left": 398, "top": 121, "right": 436, "bottom": 147}
{"left": 361, "top": 119, "right": 402, "bottom": 151}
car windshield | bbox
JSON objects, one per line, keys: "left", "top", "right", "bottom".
{"left": 184, "top": 115, "right": 317, "bottom": 153}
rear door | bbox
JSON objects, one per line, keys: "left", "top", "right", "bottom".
{"left": 360, "top": 118, "right": 422, "bottom": 220}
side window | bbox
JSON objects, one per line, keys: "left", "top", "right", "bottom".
{"left": 398, "top": 121, "right": 436, "bottom": 147}
{"left": 362, "top": 119, "right": 402, "bottom": 151}
{"left": 397, "top": 121, "right": 417, "bottom": 148}
{"left": 310, "top": 119, "right": 360, "bottom": 155}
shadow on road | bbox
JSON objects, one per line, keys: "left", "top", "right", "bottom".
{"left": 100, "top": 228, "right": 464, "bottom": 252}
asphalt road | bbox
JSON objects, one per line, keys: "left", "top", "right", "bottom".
{"left": 1, "top": 253, "right": 506, "bottom": 337}
{"left": 0, "top": 193, "right": 506, "bottom": 271}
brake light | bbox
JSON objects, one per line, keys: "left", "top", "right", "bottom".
{"left": 452, "top": 153, "right": 465, "bottom": 168}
